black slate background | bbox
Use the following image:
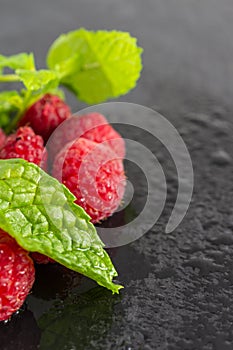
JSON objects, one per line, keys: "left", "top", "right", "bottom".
{"left": 1, "top": 1, "right": 233, "bottom": 349}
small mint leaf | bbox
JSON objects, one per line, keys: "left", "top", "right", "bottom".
{"left": 0, "top": 159, "right": 122, "bottom": 294}
{"left": 0, "top": 91, "right": 24, "bottom": 132}
{"left": 0, "top": 112, "right": 10, "bottom": 128}
{"left": 47, "top": 28, "right": 143, "bottom": 104}
{"left": 16, "top": 69, "right": 59, "bottom": 93}
{"left": 0, "top": 91, "right": 23, "bottom": 112}
{"left": 0, "top": 53, "right": 35, "bottom": 71}
{"left": 0, "top": 91, "right": 23, "bottom": 127}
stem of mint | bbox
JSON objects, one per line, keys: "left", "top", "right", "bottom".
{"left": 0, "top": 74, "right": 21, "bottom": 83}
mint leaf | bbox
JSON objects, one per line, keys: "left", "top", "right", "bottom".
{"left": 47, "top": 28, "right": 143, "bottom": 103}
{"left": 0, "top": 53, "right": 35, "bottom": 71}
{"left": 0, "top": 91, "right": 23, "bottom": 111}
{"left": 16, "top": 69, "right": 59, "bottom": 92}
{"left": 0, "top": 112, "right": 10, "bottom": 128}
{"left": 0, "top": 159, "right": 122, "bottom": 293}
{"left": 0, "top": 91, "right": 23, "bottom": 128}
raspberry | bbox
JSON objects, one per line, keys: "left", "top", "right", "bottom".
{"left": 0, "top": 126, "right": 47, "bottom": 169}
{"left": 0, "top": 230, "right": 35, "bottom": 321}
{"left": 0, "top": 128, "right": 6, "bottom": 149}
{"left": 53, "top": 137, "right": 126, "bottom": 223}
{"left": 19, "top": 94, "right": 71, "bottom": 142}
{"left": 49, "top": 113, "right": 125, "bottom": 160}
{"left": 31, "top": 252, "right": 55, "bottom": 265}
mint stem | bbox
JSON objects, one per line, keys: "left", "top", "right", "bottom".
{"left": 0, "top": 74, "right": 21, "bottom": 83}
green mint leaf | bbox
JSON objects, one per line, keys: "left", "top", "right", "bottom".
{"left": 0, "top": 91, "right": 23, "bottom": 128}
{"left": 0, "top": 91, "right": 23, "bottom": 111}
{"left": 0, "top": 112, "right": 10, "bottom": 128}
{"left": 47, "top": 28, "right": 143, "bottom": 104}
{"left": 0, "top": 53, "right": 35, "bottom": 71}
{"left": 0, "top": 159, "right": 122, "bottom": 293}
{"left": 16, "top": 69, "right": 59, "bottom": 93}
{"left": 0, "top": 112, "right": 10, "bottom": 129}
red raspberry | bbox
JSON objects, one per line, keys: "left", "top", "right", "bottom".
{"left": 49, "top": 113, "right": 125, "bottom": 160}
{"left": 19, "top": 94, "right": 71, "bottom": 142}
{"left": 53, "top": 137, "right": 126, "bottom": 223}
{"left": 0, "top": 230, "right": 35, "bottom": 321}
{"left": 0, "top": 128, "right": 6, "bottom": 149}
{"left": 0, "top": 126, "right": 47, "bottom": 169}
{"left": 30, "top": 252, "right": 55, "bottom": 265}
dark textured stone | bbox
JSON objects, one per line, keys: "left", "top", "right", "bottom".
{"left": 0, "top": 310, "right": 41, "bottom": 350}
{"left": 186, "top": 113, "right": 212, "bottom": 127}
{"left": 211, "top": 150, "right": 231, "bottom": 166}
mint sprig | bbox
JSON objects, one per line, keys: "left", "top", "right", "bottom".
{"left": 0, "top": 28, "right": 142, "bottom": 132}
{"left": 0, "top": 53, "right": 62, "bottom": 132}
{"left": 0, "top": 159, "right": 122, "bottom": 293}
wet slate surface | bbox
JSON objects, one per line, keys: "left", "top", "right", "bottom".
{"left": 1, "top": 1, "right": 233, "bottom": 349}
